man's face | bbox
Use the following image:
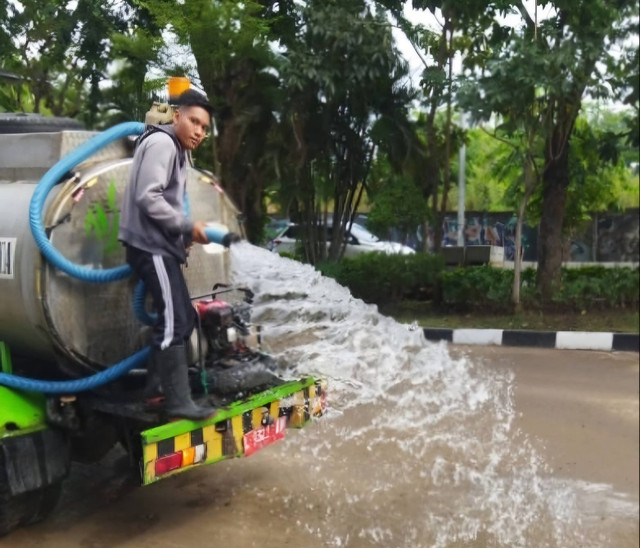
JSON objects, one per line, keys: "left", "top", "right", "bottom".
{"left": 173, "top": 105, "right": 211, "bottom": 150}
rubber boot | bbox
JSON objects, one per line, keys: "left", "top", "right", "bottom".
{"left": 155, "top": 345, "right": 216, "bottom": 421}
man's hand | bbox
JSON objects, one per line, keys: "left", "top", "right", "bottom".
{"left": 191, "top": 220, "right": 209, "bottom": 244}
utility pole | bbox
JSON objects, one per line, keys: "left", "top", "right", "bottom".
{"left": 457, "top": 112, "right": 466, "bottom": 246}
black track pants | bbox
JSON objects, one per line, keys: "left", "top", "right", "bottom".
{"left": 126, "top": 246, "right": 195, "bottom": 349}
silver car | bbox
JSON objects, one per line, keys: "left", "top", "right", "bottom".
{"left": 267, "top": 221, "right": 415, "bottom": 257}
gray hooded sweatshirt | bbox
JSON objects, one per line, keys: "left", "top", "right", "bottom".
{"left": 118, "top": 124, "right": 194, "bottom": 263}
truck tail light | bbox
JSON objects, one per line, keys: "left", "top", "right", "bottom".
{"left": 155, "top": 452, "right": 182, "bottom": 476}
{"left": 155, "top": 444, "right": 207, "bottom": 476}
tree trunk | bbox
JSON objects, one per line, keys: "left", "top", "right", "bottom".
{"left": 537, "top": 142, "right": 570, "bottom": 302}
{"left": 512, "top": 161, "right": 536, "bottom": 312}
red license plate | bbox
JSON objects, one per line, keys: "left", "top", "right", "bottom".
{"left": 244, "top": 416, "right": 287, "bottom": 457}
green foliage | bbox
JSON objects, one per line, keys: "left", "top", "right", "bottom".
{"left": 441, "top": 266, "right": 525, "bottom": 312}
{"left": 457, "top": 0, "right": 639, "bottom": 300}
{"left": 556, "top": 266, "right": 640, "bottom": 309}
{"left": 0, "top": 0, "right": 155, "bottom": 125}
{"left": 366, "top": 157, "right": 431, "bottom": 240}
{"left": 278, "top": 0, "right": 411, "bottom": 261}
{"left": 324, "top": 257, "right": 638, "bottom": 312}
{"left": 439, "top": 266, "right": 638, "bottom": 312}
{"left": 318, "top": 252, "right": 445, "bottom": 304}
{"left": 460, "top": 127, "right": 514, "bottom": 211}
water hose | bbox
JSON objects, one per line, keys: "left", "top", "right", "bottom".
{"left": 133, "top": 279, "right": 157, "bottom": 326}
{"left": 0, "top": 348, "right": 150, "bottom": 395}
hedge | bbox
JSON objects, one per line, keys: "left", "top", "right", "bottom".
{"left": 317, "top": 253, "right": 445, "bottom": 305}
{"left": 318, "top": 252, "right": 639, "bottom": 312}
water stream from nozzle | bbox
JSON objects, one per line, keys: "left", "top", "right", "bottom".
{"left": 230, "top": 242, "right": 637, "bottom": 547}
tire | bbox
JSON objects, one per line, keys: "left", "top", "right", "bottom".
{"left": 0, "top": 482, "right": 63, "bottom": 536}
{"left": 0, "top": 113, "right": 84, "bottom": 134}
{"left": 0, "top": 431, "right": 68, "bottom": 537}
{"left": 0, "top": 475, "right": 23, "bottom": 538}
{"left": 0, "top": 451, "right": 63, "bottom": 537}
{"left": 24, "top": 482, "right": 63, "bottom": 526}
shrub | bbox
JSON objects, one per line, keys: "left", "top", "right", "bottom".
{"left": 319, "top": 255, "right": 638, "bottom": 313}
{"left": 555, "top": 266, "right": 639, "bottom": 309}
{"left": 440, "top": 266, "right": 519, "bottom": 312}
{"left": 318, "top": 252, "right": 445, "bottom": 305}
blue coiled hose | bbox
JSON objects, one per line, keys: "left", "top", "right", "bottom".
{"left": 0, "top": 348, "right": 150, "bottom": 395}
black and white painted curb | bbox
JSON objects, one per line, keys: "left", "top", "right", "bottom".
{"left": 423, "top": 328, "right": 639, "bottom": 352}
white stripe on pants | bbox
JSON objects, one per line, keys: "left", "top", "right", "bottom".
{"left": 152, "top": 254, "right": 175, "bottom": 350}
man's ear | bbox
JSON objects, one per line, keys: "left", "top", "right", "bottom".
{"left": 173, "top": 108, "right": 181, "bottom": 124}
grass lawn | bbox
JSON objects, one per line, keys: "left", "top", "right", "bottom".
{"left": 384, "top": 300, "right": 639, "bottom": 333}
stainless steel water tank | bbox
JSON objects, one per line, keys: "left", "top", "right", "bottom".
{"left": 0, "top": 130, "right": 242, "bottom": 375}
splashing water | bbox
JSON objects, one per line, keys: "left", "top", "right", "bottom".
{"left": 230, "top": 242, "right": 638, "bottom": 548}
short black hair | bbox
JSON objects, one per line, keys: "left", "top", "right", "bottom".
{"left": 175, "top": 89, "right": 214, "bottom": 118}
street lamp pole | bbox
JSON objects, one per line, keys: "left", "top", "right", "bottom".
{"left": 457, "top": 112, "right": 466, "bottom": 247}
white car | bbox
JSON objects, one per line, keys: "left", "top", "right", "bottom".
{"left": 268, "top": 222, "right": 415, "bottom": 257}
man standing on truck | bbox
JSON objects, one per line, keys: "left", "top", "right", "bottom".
{"left": 118, "top": 89, "right": 217, "bottom": 420}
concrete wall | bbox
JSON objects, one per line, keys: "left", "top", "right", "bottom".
{"left": 389, "top": 209, "right": 639, "bottom": 263}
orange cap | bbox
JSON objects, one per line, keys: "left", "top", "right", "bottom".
{"left": 168, "top": 77, "right": 190, "bottom": 101}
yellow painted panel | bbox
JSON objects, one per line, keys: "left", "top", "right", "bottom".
{"left": 252, "top": 408, "right": 263, "bottom": 430}
{"left": 269, "top": 400, "right": 279, "bottom": 421}
{"left": 143, "top": 442, "right": 158, "bottom": 482}
{"left": 144, "top": 442, "right": 158, "bottom": 462}
{"left": 174, "top": 432, "right": 191, "bottom": 451}
{"left": 202, "top": 425, "right": 223, "bottom": 461}
{"left": 289, "top": 390, "right": 308, "bottom": 427}
{"left": 231, "top": 415, "right": 244, "bottom": 453}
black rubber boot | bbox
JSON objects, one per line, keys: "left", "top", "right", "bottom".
{"left": 155, "top": 345, "right": 216, "bottom": 421}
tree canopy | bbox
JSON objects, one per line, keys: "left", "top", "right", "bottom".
{"left": 1, "top": 0, "right": 637, "bottom": 297}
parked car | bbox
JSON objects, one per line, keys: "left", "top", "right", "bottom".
{"left": 267, "top": 221, "right": 415, "bottom": 257}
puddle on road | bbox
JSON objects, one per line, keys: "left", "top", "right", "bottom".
{"left": 231, "top": 242, "right": 638, "bottom": 548}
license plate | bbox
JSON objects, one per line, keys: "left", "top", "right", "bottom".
{"left": 243, "top": 416, "right": 287, "bottom": 457}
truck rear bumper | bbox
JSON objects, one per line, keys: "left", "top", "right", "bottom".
{"left": 140, "top": 377, "right": 326, "bottom": 485}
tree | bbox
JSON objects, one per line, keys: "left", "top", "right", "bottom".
{"left": 382, "top": 0, "right": 508, "bottom": 253}
{"left": 144, "top": 0, "right": 281, "bottom": 243}
{"left": 458, "top": 25, "right": 546, "bottom": 310}
{"left": 517, "top": 1, "right": 636, "bottom": 300}
{"left": 366, "top": 155, "right": 430, "bottom": 244}
{"left": 0, "top": 0, "right": 153, "bottom": 126}
{"left": 279, "top": 0, "right": 410, "bottom": 263}
{"left": 459, "top": 0, "right": 638, "bottom": 301}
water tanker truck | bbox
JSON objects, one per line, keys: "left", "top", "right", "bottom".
{"left": 0, "top": 109, "right": 326, "bottom": 536}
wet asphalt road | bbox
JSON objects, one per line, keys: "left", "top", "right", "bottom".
{"left": 1, "top": 345, "right": 638, "bottom": 548}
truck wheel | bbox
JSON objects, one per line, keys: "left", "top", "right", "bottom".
{"left": 0, "top": 429, "right": 69, "bottom": 537}
{"left": 0, "top": 475, "right": 24, "bottom": 537}
{"left": 0, "top": 113, "right": 84, "bottom": 134}
{"left": 25, "top": 482, "right": 63, "bottom": 525}
{"left": 0, "top": 480, "right": 63, "bottom": 536}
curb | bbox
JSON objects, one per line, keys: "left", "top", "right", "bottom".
{"left": 423, "top": 328, "right": 639, "bottom": 352}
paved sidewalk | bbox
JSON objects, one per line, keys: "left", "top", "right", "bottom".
{"left": 423, "top": 327, "right": 639, "bottom": 352}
